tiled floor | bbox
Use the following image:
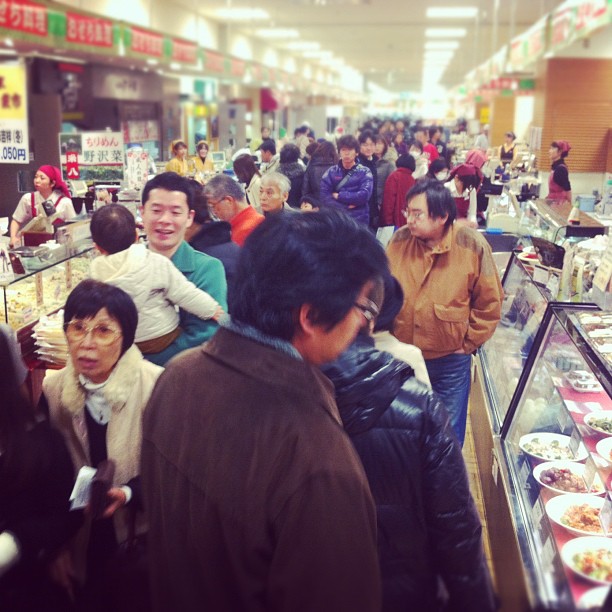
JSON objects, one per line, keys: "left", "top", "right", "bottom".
{"left": 463, "top": 417, "right": 497, "bottom": 588}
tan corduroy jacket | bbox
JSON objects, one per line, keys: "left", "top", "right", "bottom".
{"left": 387, "top": 223, "right": 503, "bottom": 360}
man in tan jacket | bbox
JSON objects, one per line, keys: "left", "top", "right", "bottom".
{"left": 387, "top": 179, "right": 502, "bottom": 444}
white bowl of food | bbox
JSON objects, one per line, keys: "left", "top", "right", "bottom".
{"left": 584, "top": 412, "right": 612, "bottom": 437}
{"left": 565, "top": 370, "right": 604, "bottom": 394}
{"left": 545, "top": 494, "right": 606, "bottom": 537}
{"left": 533, "top": 461, "right": 605, "bottom": 496}
{"left": 519, "top": 432, "right": 588, "bottom": 462}
{"left": 562, "top": 537, "right": 612, "bottom": 585}
{"left": 596, "top": 437, "right": 612, "bottom": 465}
{"left": 578, "top": 586, "right": 611, "bottom": 609}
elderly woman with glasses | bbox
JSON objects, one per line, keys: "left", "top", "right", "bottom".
{"left": 40, "top": 279, "right": 163, "bottom": 610}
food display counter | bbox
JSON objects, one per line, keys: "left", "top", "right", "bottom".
{"left": 1, "top": 242, "right": 93, "bottom": 331}
{"left": 475, "top": 303, "right": 612, "bottom": 610}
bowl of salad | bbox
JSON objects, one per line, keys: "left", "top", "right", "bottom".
{"left": 519, "top": 432, "right": 588, "bottom": 462}
{"left": 533, "top": 461, "right": 605, "bottom": 496}
{"left": 562, "top": 537, "right": 612, "bottom": 585}
{"left": 584, "top": 412, "right": 612, "bottom": 437}
{"left": 546, "top": 494, "right": 607, "bottom": 537}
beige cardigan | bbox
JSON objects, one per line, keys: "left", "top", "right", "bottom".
{"left": 44, "top": 345, "right": 163, "bottom": 547}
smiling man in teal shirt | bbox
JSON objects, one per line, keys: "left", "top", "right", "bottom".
{"left": 140, "top": 172, "right": 228, "bottom": 366}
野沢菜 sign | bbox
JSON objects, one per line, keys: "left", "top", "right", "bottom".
{"left": 59, "top": 131, "right": 125, "bottom": 182}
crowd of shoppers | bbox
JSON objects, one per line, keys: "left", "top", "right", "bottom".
{"left": 2, "top": 117, "right": 511, "bottom": 611}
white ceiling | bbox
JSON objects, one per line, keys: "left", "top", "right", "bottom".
{"left": 194, "top": 0, "right": 565, "bottom": 92}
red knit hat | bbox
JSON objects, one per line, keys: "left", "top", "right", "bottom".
{"left": 552, "top": 140, "right": 571, "bottom": 155}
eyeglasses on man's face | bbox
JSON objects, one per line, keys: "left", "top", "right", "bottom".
{"left": 353, "top": 298, "right": 380, "bottom": 323}
{"left": 403, "top": 208, "right": 426, "bottom": 221}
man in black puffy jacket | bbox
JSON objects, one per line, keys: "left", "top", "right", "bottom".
{"left": 322, "top": 273, "right": 497, "bottom": 612}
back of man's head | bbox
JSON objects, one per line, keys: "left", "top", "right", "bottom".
{"left": 232, "top": 210, "right": 388, "bottom": 341}
{"left": 204, "top": 174, "right": 246, "bottom": 204}
{"left": 90, "top": 204, "right": 136, "bottom": 254}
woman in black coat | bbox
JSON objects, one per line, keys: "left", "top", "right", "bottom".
{"left": 0, "top": 326, "right": 78, "bottom": 611}
{"left": 322, "top": 276, "right": 496, "bottom": 612}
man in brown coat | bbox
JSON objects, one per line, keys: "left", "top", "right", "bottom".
{"left": 141, "top": 210, "right": 387, "bottom": 612}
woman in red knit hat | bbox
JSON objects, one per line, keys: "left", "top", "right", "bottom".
{"left": 548, "top": 140, "right": 572, "bottom": 203}
{"left": 9, "top": 165, "right": 76, "bottom": 247}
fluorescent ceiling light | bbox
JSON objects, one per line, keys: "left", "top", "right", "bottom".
{"left": 303, "top": 50, "right": 333, "bottom": 59}
{"left": 424, "top": 51, "right": 454, "bottom": 59}
{"left": 426, "top": 7, "right": 478, "bottom": 18}
{"left": 284, "top": 41, "right": 320, "bottom": 51}
{"left": 216, "top": 7, "right": 269, "bottom": 20}
{"left": 425, "top": 40, "right": 460, "bottom": 50}
{"left": 425, "top": 28, "right": 466, "bottom": 38}
{"left": 255, "top": 28, "right": 299, "bottom": 38}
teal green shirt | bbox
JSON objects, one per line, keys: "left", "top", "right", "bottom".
{"left": 146, "top": 241, "right": 227, "bottom": 366}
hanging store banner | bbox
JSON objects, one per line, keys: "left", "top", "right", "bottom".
{"left": 550, "top": 4, "right": 576, "bottom": 51}
{"left": 575, "top": 0, "right": 611, "bottom": 36}
{"left": 171, "top": 39, "right": 198, "bottom": 65}
{"left": 203, "top": 50, "right": 225, "bottom": 74}
{"left": 59, "top": 131, "right": 125, "bottom": 182}
{"left": 0, "top": 0, "right": 47, "bottom": 37}
{"left": 0, "top": 60, "right": 29, "bottom": 164}
{"left": 63, "top": 12, "right": 118, "bottom": 53}
{"left": 124, "top": 26, "right": 164, "bottom": 58}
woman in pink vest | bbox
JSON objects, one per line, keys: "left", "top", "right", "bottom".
{"left": 548, "top": 140, "right": 572, "bottom": 203}
{"left": 9, "top": 165, "right": 76, "bottom": 247}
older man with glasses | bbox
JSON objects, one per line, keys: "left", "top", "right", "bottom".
{"left": 204, "top": 174, "right": 264, "bottom": 246}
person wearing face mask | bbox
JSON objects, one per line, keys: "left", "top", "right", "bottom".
{"left": 426, "top": 159, "right": 449, "bottom": 183}
{"left": 409, "top": 142, "right": 428, "bottom": 180}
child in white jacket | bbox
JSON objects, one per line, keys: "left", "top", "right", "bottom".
{"left": 89, "top": 204, "right": 223, "bottom": 354}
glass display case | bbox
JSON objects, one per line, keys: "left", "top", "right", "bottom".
{"left": 1, "top": 242, "right": 93, "bottom": 331}
{"left": 497, "top": 303, "right": 612, "bottom": 610}
{"left": 480, "top": 252, "right": 554, "bottom": 432}
{"left": 521, "top": 200, "right": 605, "bottom": 243}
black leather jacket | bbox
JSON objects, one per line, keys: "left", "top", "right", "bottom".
{"left": 323, "top": 335, "right": 496, "bottom": 612}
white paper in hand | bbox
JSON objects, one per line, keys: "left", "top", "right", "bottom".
{"left": 70, "top": 465, "right": 97, "bottom": 510}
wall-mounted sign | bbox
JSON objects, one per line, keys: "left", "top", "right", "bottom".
{"left": 0, "top": 60, "right": 29, "bottom": 164}
{"left": 66, "top": 12, "right": 114, "bottom": 48}
{"left": 59, "top": 131, "right": 124, "bottom": 181}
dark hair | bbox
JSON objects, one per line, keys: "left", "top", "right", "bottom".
{"left": 299, "top": 195, "right": 321, "bottom": 208}
{"left": 414, "top": 127, "right": 427, "bottom": 136}
{"left": 406, "top": 179, "right": 456, "bottom": 228}
{"left": 196, "top": 140, "right": 209, "bottom": 155}
{"left": 188, "top": 180, "right": 212, "bottom": 224}
{"left": 142, "top": 172, "right": 194, "bottom": 211}
{"left": 428, "top": 125, "right": 441, "bottom": 140}
{"left": 90, "top": 204, "right": 136, "bottom": 254}
{"left": 396, "top": 154, "right": 416, "bottom": 171}
{"left": 172, "top": 140, "right": 187, "bottom": 153}
{"left": 204, "top": 173, "right": 246, "bottom": 203}
{"left": 295, "top": 125, "right": 309, "bottom": 136}
{"left": 232, "top": 210, "right": 388, "bottom": 340}
{"left": 428, "top": 158, "right": 448, "bottom": 177}
{"left": 0, "top": 329, "right": 38, "bottom": 490}
{"left": 64, "top": 279, "right": 138, "bottom": 355}
{"left": 373, "top": 273, "right": 404, "bottom": 333}
{"left": 358, "top": 130, "right": 375, "bottom": 145}
{"left": 505, "top": 131, "right": 516, "bottom": 140}
{"left": 409, "top": 140, "right": 423, "bottom": 153}
{"left": 259, "top": 139, "right": 277, "bottom": 155}
{"left": 233, "top": 153, "right": 261, "bottom": 184}
{"left": 336, "top": 135, "right": 359, "bottom": 154}
{"left": 305, "top": 142, "right": 319, "bottom": 158}
{"left": 280, "top": 143, "right": 301, "bottom": 164}
{"left": 374, "top": 134, "right": 388, "bottom": 157}
{"left": 311, "top": 140, "right": 338, "bottom": 164}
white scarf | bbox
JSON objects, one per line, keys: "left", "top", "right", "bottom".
{"left": 79, "top": 374, "right": 111, "bottom": 425}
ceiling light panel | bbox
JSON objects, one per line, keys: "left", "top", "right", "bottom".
{"left": 425, "top": 28, "right": 467, "bottom": 38}
{"left": 426, "top": 7, "right": 478, "bottom": 18}
{"left": 425, "top": 41, "right": 460, "bottom": 50}
{"left": 255, "top": 28, "right": 299, "bottom": 38}
{"left": 216, "top": 8, "right": 269, "bottom": 20}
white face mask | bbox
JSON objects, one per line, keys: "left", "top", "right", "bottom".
{"left": 435, "top": 171, "right": 449, "bottom": 181}
{"left": 409, "top": 150, "right": 421, "bottom": 159}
